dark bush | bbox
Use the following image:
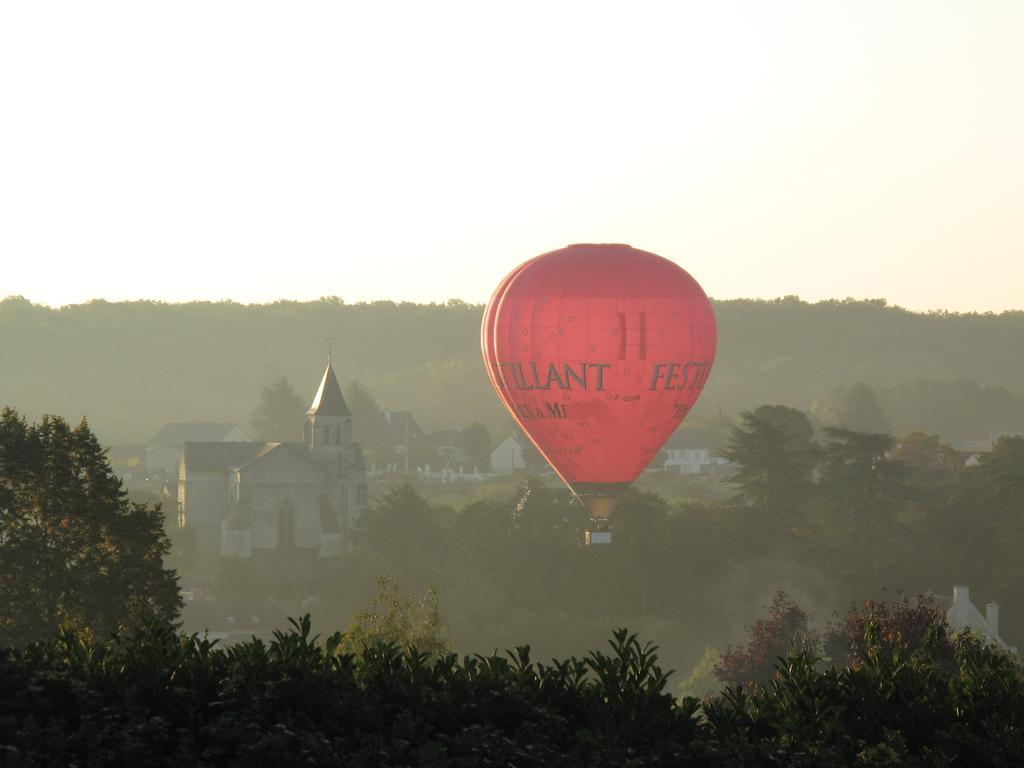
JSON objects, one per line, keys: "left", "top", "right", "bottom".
{"left": 2, "top": 614, "right": 1024, "bottom": 766}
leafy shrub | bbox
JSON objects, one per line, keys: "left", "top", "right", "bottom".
{"left": 341, "top": 575, "right": 450, "bottom": 657}
{"left": 2, "top": 612, "right": 1024, "bottom": 766}
{"left": 714, "top": 591, "right": 820, "bottom": 688}
{"left": 825, "top": 593, "right": 955, "bottom": 670}
{"left": 0, "top": 619, "right": 695, "bottom": 767}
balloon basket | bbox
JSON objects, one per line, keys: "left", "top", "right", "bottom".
{"left": 585, "top": 519, "right": 612, "bottom": 545}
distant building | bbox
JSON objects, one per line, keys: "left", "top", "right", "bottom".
{"left": 147, "top": 422, "right": 251, "bottom": 477}
{"left": 177, "top": 358, "right": 367, "bottom": 592}
{"left": 424, "top": 427, "right": 471, "bottom": 469}
{"left": 661, "top": 428, "right": 728, "bottom": 474}
{"left": 945, "top": 584, "right": 1015, "bottom": 653}
{"left": 664, "top": 447, "right": 714, "bottom": 475}
{"left": 491, "top": 434, "right": 527, "bottom": 474}
{"left": 381, "top": 410, "right": 424, "bottom": 471}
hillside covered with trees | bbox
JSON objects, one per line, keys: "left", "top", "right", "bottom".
{"left": 2, "top": 295, "right": 1022, "bottom": 445}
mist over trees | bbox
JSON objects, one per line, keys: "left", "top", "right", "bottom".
{"left": 249, "top": 377, "right": 305, "bottom": 441}
{"left": 1, "top": 295, "right": 1022, "bottom": 445}
{"left": 4, "top": 293, "right": 1024, "bottom": 745}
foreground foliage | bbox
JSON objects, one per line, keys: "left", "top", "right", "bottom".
{"left": 1, "top": 617, "right": 1023, "bottom": 767}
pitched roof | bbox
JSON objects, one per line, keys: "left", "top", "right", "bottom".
{"left": 383, "top": 410, "right": 424, "bottom": 441}
{"left": 307, "top": 362, "right": 351, "bottom": 417}
{"left": 230, "top": 442, "right": 284, "bottom": 470}
{"left": 946, "top": 585, "right": 1009, "bottom": 649}
{"left": 182, "top": 441, "right": 265, "bottom": 471}
{"left": 492, "top": 434, "right": 524, "bottom": 452}
{"left": 231, "top": 442, "right": 326, "bottom": 476}
{"left": 425, "top": 428, "right": 462, "bottom": 448}
{"left": 149, "top": 422, "right": 250, "bottom": 447}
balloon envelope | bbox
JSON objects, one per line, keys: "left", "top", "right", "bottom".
{"left": 484, "top": 244, "right": 717, "bottom": 520}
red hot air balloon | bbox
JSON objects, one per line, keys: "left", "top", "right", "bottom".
{"left": 484, "top": 244, "right": 717, "bottom": 543}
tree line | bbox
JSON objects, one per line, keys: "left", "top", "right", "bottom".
{"left": 2, "top": 295, "right": 1022, "bottom": 445}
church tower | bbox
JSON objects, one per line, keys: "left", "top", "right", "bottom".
{"left": 304, "top": 357, "right": 353, "bottom": 462}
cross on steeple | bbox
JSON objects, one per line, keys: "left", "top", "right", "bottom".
{"left": 324, "top": 332, "right": 335, "bottom": 364}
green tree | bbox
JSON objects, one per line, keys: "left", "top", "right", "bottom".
{"left": 250, "top": 377, "right": 306, "bottom": 441}
{"left": 214, "top": 558, "right": 265, "bottom": 602}
{"left": 0, "top": 408, "right": 181, "bottom": 645}
{"left": 812, "top": 381, "right": 890, "bottom": 434}
{"left": 344, "top": 380, "right": 395, "bottom": 466}
{"left": 818, "top": 427, "right": 906, "bottom": 514}
{"left": 344, "top": 379, "right": 380, "bottom": 423}
{"left": 460, "top": 421, "right": 492, "bottom": 471}
{"left": 889, "top": 431, "right": 962, "bottom": 474}
{"left": 983, "top": 435, "right": 1024, "bottom": 500}
{"left": 677, "top": 646, "right": 721, "bottom": 699}
{"left": 359, "top": 483, "right": 442, "bottom": 582}
{"left": 719, "top": 405, "right": 819, "bottom": 509}
{"left": 957, "top": 436, "right": 1024, "bottom": 570}
{"left": 341, "top": 574, "right": 450, "bottom": 656}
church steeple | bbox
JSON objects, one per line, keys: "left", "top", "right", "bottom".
{"left": 305, "top": 358, "right": 352, "bottom": 457}
{"left": 308, "top": 361, "right": 351, "bottom": 417}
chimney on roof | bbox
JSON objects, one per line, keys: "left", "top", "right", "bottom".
{"left": 987, "top": 603, "right": 1000, "bottom": 636}
{"left": 953, "top": 584, "right": 970, "bottom": 605}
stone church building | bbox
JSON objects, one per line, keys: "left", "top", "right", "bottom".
{"left": 177, "top": 359, "right": 367, "bottom": 590}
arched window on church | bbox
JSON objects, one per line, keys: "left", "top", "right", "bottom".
{"left": 278, "top": 504, "right": 295, "bottom": 548}
{"left": 322, "top": 425, "right": 331, "bottom": 446}
{"left": 334, "top": 424, "right": 342, "bottom": 444}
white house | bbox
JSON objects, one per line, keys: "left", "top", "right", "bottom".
{"left": 664, "top": 447, "right": 715, "bottom": 475}
{"left": 946, "top": 584, "right": 1015, "bottom": 653}
{"left": 658, "top": 425, "right": 729, "bottom": 475}
{"left": 491, "top": 434, "right": 527, "bottom": 474}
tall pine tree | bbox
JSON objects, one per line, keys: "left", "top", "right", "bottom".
{"left": 250, "top": 377, "right": 306, "bottom": 441}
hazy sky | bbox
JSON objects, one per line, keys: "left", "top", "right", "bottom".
{"left": 1, "top": 1, "right": 1022, "bottom": 312}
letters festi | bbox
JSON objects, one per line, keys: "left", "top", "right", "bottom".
{"left": 491, "top": 360, "right": 712, "bottom": 393}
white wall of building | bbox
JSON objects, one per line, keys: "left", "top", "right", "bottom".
{"left": 491, "top": 436, "right": 526, "bottom": 474}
